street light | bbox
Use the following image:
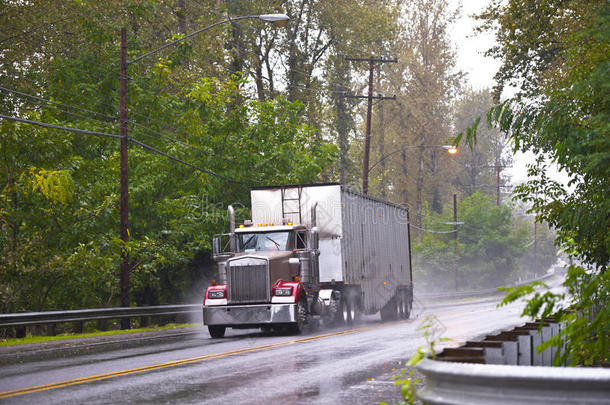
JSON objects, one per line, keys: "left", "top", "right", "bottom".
{"left": 259, "top": 14, "right": 291, "bottom": 27}
{"left": 444, "top": 145, "right": 458, "bottom": 155}
{"left": 118, "top": 13, "right": 289, "bottom": 327}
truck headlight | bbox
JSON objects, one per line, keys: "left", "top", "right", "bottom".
{"left": 273, "top": 287, "right": 292, "bottom": 296}
{"left": 208, "top": 290, "right": 225, "bottom": 299}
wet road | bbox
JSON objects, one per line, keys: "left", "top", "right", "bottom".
{"left": 0, "top": 294, "right": 540, "bottom": 404}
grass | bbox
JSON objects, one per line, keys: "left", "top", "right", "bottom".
{"left": 0, "top": 323, "right": 199, "bottom": 347}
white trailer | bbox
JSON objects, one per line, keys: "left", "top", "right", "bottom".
{"left": 204, "top": 183, "right": 413, "bottom": 337}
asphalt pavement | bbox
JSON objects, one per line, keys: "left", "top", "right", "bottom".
{"left": 0, "top": 289, "right": 542, "bottom": 405}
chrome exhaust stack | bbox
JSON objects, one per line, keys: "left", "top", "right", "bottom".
{"left": 228, "top": 205, "right": 236, "bottom": 252}
{"left": 212, "top": 205, "right": 236, "bottom": 284}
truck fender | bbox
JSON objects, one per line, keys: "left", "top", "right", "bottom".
{"left": 271, "top": 280, "right": 303, "bottom": 304}
{"left": 318, "top": 289, "right": 334, "bottom": 305}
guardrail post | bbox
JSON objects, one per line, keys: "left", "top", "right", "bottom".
{"left": 97, "top": 319, "right": 107, "bottom": 331}
{"left": 465, "top": 341, "right": 504, "bottom": 364}
{"left": 541, "top": 326, "right": 552, "bottom": 366}
{"left": 15, "top": 326, "right": 25, "bottom": 338}
{"left": 74, "top": 321, "right": 84, "bottom": 334}
{"left": 486, "top": 333, "right": 518, "bottom": 365}
{"left": 531, "top": 330, "right": 543, "bottom": 365}
{"left": 46, "top": 324, "right": 56, "bottom": 336}
{"left": 517, "top": 334, "right": 532, "bottom": 365}
{"left": 549, "top": 322, "right": 560, "bottom": 363}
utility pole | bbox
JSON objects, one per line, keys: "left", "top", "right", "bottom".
{"left": 345, "top": 56, "right": 397, "bottom": 195}
{"left": 114, "top": 14, "right": 288, "bottom": 330}
{"left": 496, "top": 165, "right": 501, "bottom": 206}
{"left": 534, "top": 217, "right": 538, "bottom": 276}
{"left": 453, "top": 193, "right": 458, "bottom": 291}
{"left": 492, "top": 164, "right": 512, "bottom": 205}
{"left": 119, "top": 28, "right": 131, "bottom": 328}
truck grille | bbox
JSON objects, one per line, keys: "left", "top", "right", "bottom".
{"left": 227, "top": 262, "right": 269, "bottom": 304}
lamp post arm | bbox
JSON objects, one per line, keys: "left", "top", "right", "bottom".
{"left": 128, "top": 15, "right": 260, "bottom": 66}
{"left": 367, "top": 146, "right": 417, "bottom": 174}
{"left": 368, "top": 144, "right": 454, "bottom": 174}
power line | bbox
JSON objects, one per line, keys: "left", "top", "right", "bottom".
{"left": 409, "top": 223, "right": 457, "bottom": 234}
{"left": 127, "top": 120, "right": 240, "bottom": 166}
{"left": 0, "top": 86, "right": 117, "bottom": 123}
{"left": 345, "top": 56, "right": 398, "bottom": 194}
{"left": 0, "top": 113, "right": 121, "bottom": 139}
{"left": 128, "top": 138, "right": 241, "bottom": 183}
{"left": 11, "top": 99, "right": 117, "bottom": 131}
{"left": 1, "top": 94, "right": 118, "bottom": 132}
{"left": 0, "top": 113, "right": 241, "bottom": 183}
{"left": 6, "top": 74, "right": 120, "bottom": 116}
{"left": 1, "top": 77, "right": 243, "bottom": 167}
{"left": 0, "top": 13, "right": 79, "bottom": 45}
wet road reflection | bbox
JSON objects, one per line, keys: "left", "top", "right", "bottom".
{"left": 0, "top": 292, "right": 544, "bottom": 404}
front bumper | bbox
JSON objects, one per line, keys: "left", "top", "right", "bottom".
{"left": 203, "top": 303, "right": 297, "bottom": 327}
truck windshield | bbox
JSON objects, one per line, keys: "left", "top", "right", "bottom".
{"left": 236, "top": 231, "right": 294, "bottom": 252}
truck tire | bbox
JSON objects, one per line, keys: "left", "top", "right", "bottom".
{"left": 338, "top": 296, "right": 351, "bottom": 325}
{"left": 396, "top": 293, "right": 404, "bottom": 319}
{"left": 401, "top": 290, "right": 411, "bottom": 319}
{"left": 290, "top": 299, "right": 307, "bottom": 334}
{"left": 208, "top": 325, "right": 226, "bottom": 338}
{"left": 348, "top": 295, "right": 360, "bottom": 324}
{"left": 380, "top": 297, "right": 398, "bottom": 321}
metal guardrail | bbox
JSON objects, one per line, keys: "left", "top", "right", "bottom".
{"left": 415, "top": 271, "right": 559, "bottom": 300}
{"left": 435, "top": 319, "right": 563, "bottom": 366}
{"left": 1, "top": 270, "right": 561, "bottom": 335}
{"left": 0, "top": 304, "right": 201, "bottom": 329}
{"left": 416, "top": 316, "right": 610, "bottom": 404}
{"left": 416, "top": 358, "right": 610, "bottom": 405}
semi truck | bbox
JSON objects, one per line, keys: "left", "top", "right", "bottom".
{"left": 203, "top": 183, "right": 413, "bottom": 338}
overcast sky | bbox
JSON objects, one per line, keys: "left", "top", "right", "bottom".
{"left": 448, "top": 1, "right": 569, "bottom": 189}
{"left": 449, "top": 1, "right": 501, "bottom": 90}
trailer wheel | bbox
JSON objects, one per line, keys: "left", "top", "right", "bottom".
{"left": 401, "top": 290, "right": 411, "bottom": 319}
{"left": 348, "top": 295, "right": 360, "bottom": 324}
{"left": 208, "top": 325, "right": 226, "bottom": 338}
{"left": 396, "top": 294, "right": 403, "bottom": 319}
{"left": 380, "top": 297, "right": 398, "bottom": 322}
{"left": 337, "top": 296, "right": 352, "bottom": 325}
{"left": 290, "top": 299, "right": 307, "bottom": 334}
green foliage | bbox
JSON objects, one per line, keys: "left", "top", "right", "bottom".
{"left": 499, "top": 265, "right": 608, "bottom": 366}
{"left": 413, "top": 193, "right": 535, "bottom": 291}
{"left": 0, "top": 323, "right": 198, "bottom": 347}
{"left": 472, "top": 1, "right": 610, "bottom": 365}
{"left": 0, "top": 64, "right": 336, "bottom": 313}
{"left": 383, "top": 317, "right": 450, "bottom": 405}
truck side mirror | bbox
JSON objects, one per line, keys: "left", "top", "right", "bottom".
{"left": 289, "top": 257, "right": 300, "bottom": 277}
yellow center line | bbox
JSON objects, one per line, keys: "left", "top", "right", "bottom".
{"left": 0, "top": 320, "right": 408, "bottom": 399}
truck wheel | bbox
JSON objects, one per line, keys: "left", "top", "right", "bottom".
{"left": 208, "top": 325, "right": 226, "bottom": 338}
{"left": 290, "top": 299, "right": 307, "bottom": 334}
{"left": 402, "top": 291, "right": 411, "bottom": 319}
{"left": 348, "top": 295, "right": 360, "bottom": 324}
{"left": 380, "top": 297, "right": 398, "bottom": 322}
{"left": 338, "top": 296, "right": 351, "bottom": 325}
{"left": 396, "top": 294, "right": 404, "bottom": 319}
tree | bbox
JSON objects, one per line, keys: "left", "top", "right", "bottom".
{"left": 362, "top": 0, "right": 463, "bottom": 220}
{"left": 0, "top": 0, "right": 339, "bottom": 315}
{"left": 472, "top": 0, "right": 609, "bottom": 365}
{"left": 452, "top": 88, "right": 512, "bottom": 199}
{"left": 413, "top": 193, "right": 530, "bottom": 291}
